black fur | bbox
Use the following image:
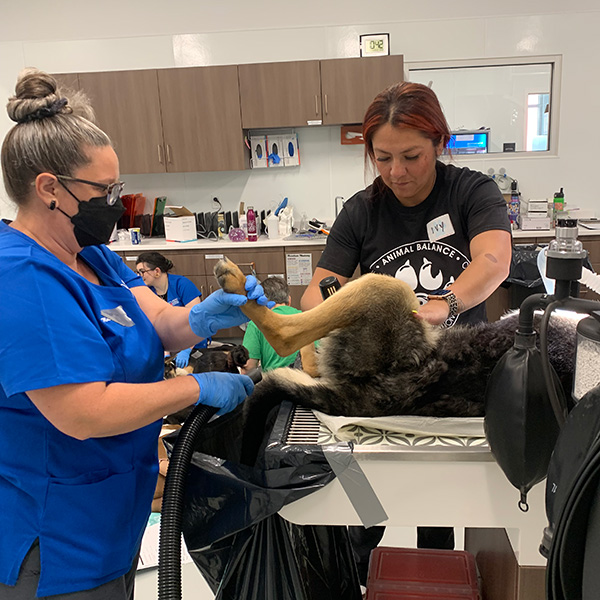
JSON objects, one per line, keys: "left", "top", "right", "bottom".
{"left": 248, "top": 313, "right": 576, "bottom": 419}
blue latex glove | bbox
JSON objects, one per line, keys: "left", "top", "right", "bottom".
{"left": 175, "top": 347, "right": 192, "bottom": 368}
{"left": 189, "top": 275, "right": 275, "bottom": 339}
{"left": 190, "top": 372, "right": 254, "bottom": 415}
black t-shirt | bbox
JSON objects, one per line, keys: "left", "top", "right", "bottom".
{"left": 318, "top": 162, "right": 511, "bottom": 325}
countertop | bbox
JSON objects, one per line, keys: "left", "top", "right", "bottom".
{"left": 513, "top": 227, "right": 600, "bottom": 240}
{"left": 107, "top": 234, "right": 329, "bottom": 253}
{"left": 107, "top": 227, "right": 600, "bottom": 253}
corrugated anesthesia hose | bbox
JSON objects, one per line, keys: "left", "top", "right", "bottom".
{"left": 157, "top": 368, "right": 262, "bottom": 600}
{"left": 158, "top": 403, "right": 217, "bottom": 600}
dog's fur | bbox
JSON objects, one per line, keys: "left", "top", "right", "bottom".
{"left": 164, "top": 344, "right": 249, "bottom": 424}
{"left": 214, "top": 258, "right": 576, "bottom": 419}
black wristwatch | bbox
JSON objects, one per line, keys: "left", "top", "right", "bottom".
{"left": 427, "top": 289, "right": 460, "bottom": 321}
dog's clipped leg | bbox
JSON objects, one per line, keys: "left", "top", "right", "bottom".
{"left": 299, "top": 344, "right": 319, "bottom": 378}
{"left": 213, "top": 258, "right": 423, "bottom": 357}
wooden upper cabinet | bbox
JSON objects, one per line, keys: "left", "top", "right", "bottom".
{"left": 52, "top": 73, "right": 81, "bottom": 93}
{"left": 239, "top": 60, "right": 322, "bottom": 128}
{"left": 157, "top": 66, "right": 247, "bottom": 172}
{"left": 320, "top": 55, "right": 405, "bottom": 125}
{"left": 78, "top": 70, "right": 166, "bottom": 174}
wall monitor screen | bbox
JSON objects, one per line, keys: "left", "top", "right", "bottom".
{"left": 447, "top": 130, "right": 489, "bottom": 154}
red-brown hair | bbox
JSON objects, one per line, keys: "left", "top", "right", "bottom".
{"left": 362, "top": 82, "right": 451, "bottom": 186}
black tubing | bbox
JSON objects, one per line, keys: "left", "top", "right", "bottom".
{"left": 539, "top": 300, "right": 567, "bottom": 426}
{"left": 158, "top": 403, "right": 217, "bottom": 600}
{"left": 158, "top": 369, "right": 262, "bottom": 600}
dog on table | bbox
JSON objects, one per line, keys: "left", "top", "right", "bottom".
{"left": 214, "top": 257, "right": 576, "bottom": 419}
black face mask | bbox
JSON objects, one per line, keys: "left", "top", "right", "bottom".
{"left": 57, "top": 195, "right": 125, "bottom": 247}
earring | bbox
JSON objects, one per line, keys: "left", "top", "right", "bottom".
{"left": 49, "top": 200, "right": 56, "bottom": 210}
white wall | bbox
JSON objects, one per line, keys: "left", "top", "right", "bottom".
{"left": 1, "top": 2, "right": 600, "bottom": 222}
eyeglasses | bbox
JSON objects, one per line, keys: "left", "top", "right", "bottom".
{"left": 55, "top": 174, "right": 125, "bottom": 206}
{"left": 136, "top": 268, "right": 152, "bottom": 276}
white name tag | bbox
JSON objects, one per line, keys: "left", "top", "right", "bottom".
{"left": 427, "top": 214, "right": 455, "bottom": 241}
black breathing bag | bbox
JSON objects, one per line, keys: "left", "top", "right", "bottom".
{"left": 484, "top": 330, "right": 562, "bottom": 510}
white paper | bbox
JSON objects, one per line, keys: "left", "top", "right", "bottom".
{"left": 137, "top": 514, "right": 193, "bottom": 571}
{"left": 286, "top": 253, "right": 313, "bottom": 286}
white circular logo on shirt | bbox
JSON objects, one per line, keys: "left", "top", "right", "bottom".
{"left": 370, "top": 240, "right": 470, "bottom": 327}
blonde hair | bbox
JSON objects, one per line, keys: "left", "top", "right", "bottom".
{"left": 1, "top": 67, "right": 112, "bottom": 206}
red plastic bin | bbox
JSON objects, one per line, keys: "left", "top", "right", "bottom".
{"left": 366, "top": 547, "right": 480, "bottom": 599}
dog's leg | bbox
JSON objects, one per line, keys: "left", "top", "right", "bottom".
{"left": 214, "top": 258, "right": 420, "bottom": 356}
{"left": 299, "top": 344, "right": 319, "bottom": 377}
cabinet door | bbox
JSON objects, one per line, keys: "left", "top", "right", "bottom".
{"left": 320, "top": 55, "right": 405, "bottom": 125}
{"left": 78, "top": 70, "right": 166, "bottom": 174}
{"left": 52, "top": 73, "right": 80, "bottom": 93}
{"left": 157, "top": 66, "right": 247, "bottom": 172}
{"left": 284, "top": 246, "right": 324, "bottom": 309}
{"left": 122, "top": 250, "right": 206, "bottom": 276}
{"left": 203, "top": 249, "right": 285, "bottom": 284}
{"left": 239, "top": 61, "right": 322, "bottom": 128}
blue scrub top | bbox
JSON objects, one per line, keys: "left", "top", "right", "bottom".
{"left": 150, "top": 272, "right": 201, "bottom": 306}
{"left": 0, "top": 222, "right": 165, "bottom": 596}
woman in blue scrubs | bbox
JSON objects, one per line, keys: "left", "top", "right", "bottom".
{"left": 0, "top": 68, "right": 271, "bottom": 600}
{"left": 136, "top": 251, "right": 204, "bottom": 367}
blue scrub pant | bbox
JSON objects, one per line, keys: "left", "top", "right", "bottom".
{"left": 0, "top": 542, "right": 138, "bottom": 600}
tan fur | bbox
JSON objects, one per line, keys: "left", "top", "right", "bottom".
{"left": 214, "top": 257, "right": 436, "bottom": 358}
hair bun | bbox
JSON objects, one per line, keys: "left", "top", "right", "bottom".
{"left": 7, "top": 67, "right": 70, "bottom": 124}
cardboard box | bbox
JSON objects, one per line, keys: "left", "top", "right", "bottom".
{"left": 163, "top": 206, "right": 197, "bottom": 242}
{"left": 282, "top": 133, "right": 300, "bottom": 167}
{"left": 250, "top": 135, "right": 268, "bottom": 168}
{"left": 518, "top": 215, "right": 551, "bottom": 230}
{"left": 266, "top": 135, "right": 285, "bottom": 167}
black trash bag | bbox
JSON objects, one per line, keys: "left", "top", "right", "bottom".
{"left": 505, "top": 244, "right": 544, "bottom": 289}
{"left": 192, "top": 514, "right": 361, "bottom": 600}
{"left": 543, "top": 385, "right": 600, "bottom": 600}
{"left": 163, "top": 398, "right": 362, "bottom": 600}
{"left": 484, "top": 332, "right": 562, "bottom": 509}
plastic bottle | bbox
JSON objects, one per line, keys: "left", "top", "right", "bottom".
{"left": 553, "top": 187, "right": 565, "bottom": 226}
{"left": 238, "top": 205, "right": 247, "bottom": 240}
{"left": 217, "top": 212, "right": 226, "bottom": 238}
{"left": 508, "top": 179, "right": 520, "bottom": 229}
{"left": 266, "top": 212, "right": 280, "bottom": 239}
{"left": 247, "top": 206, "right": 258, "bottom": 242}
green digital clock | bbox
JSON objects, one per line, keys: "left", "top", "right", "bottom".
{"left": 359, "top": 33, "right": 390, "bottom": 57}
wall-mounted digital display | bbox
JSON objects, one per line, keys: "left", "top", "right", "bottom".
{"left": 447, "top": 130, "right": 489, "bottom": 154}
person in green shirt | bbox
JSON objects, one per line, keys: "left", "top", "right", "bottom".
{"left": 242, "top": 276, "right": 301, "bottom": 372}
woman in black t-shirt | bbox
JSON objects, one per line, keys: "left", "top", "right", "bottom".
{"left": 300, "top": 81, "right": 512, "bottom": 586}
{"left": 302, "top": 82, "right": 511, "bottom": 328}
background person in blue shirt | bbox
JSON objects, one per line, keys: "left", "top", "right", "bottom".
{"left": 136, "top": 251, "right": 203, "bottom": 367}
{"left": 0, "top": 68, "right": 271, "bottom": 600}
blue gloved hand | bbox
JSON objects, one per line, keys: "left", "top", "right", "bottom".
{"left": 189, "top": 275, "right": 275, "bottom": 339}
{"left": 175, "top": 347, "right": 192, "bottom": 368}
{"left": 190, "top": 372, "right": 254, "bottom": 415}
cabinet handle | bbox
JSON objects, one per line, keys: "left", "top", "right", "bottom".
{"left": 158, "top": 145, "right": 164, "bottom": 164}
{"left": 209, "top": 284, "right": 214, "bottom": 295}
{"left": 200, "top": 285, "right": 205, "bottom": 299}
{"left": 166, "top": 144, "right": 172, "bottom": 164}
{"left": 315, "top": 95, "right": 319, "bottom": 115}
{"left": 324, "top": 94, "right": 328, "bottom": 115}
{"left": 237, "top": 262, "right": 257, "bottom": 277}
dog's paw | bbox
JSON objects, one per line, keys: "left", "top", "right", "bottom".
{"left": 214, "top": 258, "right": 247, "bottom": 295}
